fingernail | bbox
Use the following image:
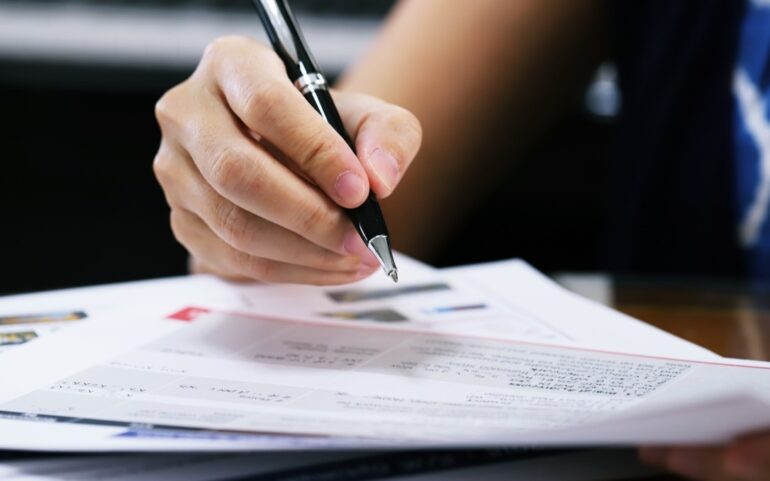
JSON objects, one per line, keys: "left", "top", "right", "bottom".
{"left": 368, "top": 148, "right": 400, "bottom": 193}
{"left": 668, "top": 450, "right": 705, "bottom": 479}
{"left": 334, "top": 171, "right": 367, "bottom": 205}
{"left": 343, "top": 229, "right": 380, "bottom": 267}
{"left": 725, "top": 444, "right": 765, "bottom": 479}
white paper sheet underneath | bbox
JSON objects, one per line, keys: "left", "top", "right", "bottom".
{"left": 442, "top": 259, "right": 717, "bottom": 359}
{"left": 0, "top": 255, "right": 718, "bottom": 362}
{"left": 0, "top": 254, "right": 435, "bottom": 319}
{"left": 200, "top": 274, "right": 719, "bottom": 361}
{"left": 0, "top": 307, "right": 766, "bottom": 452}
{"left": 0, "top": 452, "right": 362, "bottom": 480}
{"left": 0, "top": 254, "right": 435, "bottom": 351}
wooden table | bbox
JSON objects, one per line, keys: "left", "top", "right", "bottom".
{"left": 612, "top": 277, "right": 770, "bottom": 361}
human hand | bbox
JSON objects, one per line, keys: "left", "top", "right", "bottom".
{"left": 153, "top": 36, "right": 421, "bottom": 284}
{"left": 640, "top": 432, "right": 770, "bottom": 480}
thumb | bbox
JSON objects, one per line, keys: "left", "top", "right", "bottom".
{"left": 335, "top": 92, "right": 423, "bottom": 199}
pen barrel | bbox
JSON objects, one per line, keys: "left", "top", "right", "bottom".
{"left": 252, "top": 0, "right": 317, "bottom": 80}
{"left": 304, "top": 88, "right": 389, "bottom": 244}
{"left": 252, "top": 1, "right": 395, "bottom": 278}
{"left": 303, "top": 88, "right": 354, "bottom": 151}
{"left": 347, "top": 193, "right": 389, "bottom": 245}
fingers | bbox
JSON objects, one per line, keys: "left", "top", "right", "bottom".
{"left": 204, "top": 36, "right": 369, "bottom": 208}
{"left": 724, "top": 434, "right": 770, "bottom": 480}
{"left": 639, "top": 446, "right": 722, "bottom": 480}
{"left": 154, "top": 35, "right": 417, "bottom": 284}
{"left": 639, "top": 443, "right": 769, "bottom": 481}
{"left": 170, "top": 208, "right": 377, "bottom": 285}
{"left": 189, "top": 256, "right": 253, "bottom": 283}
{"left": 334, "top": 91, "right": 423, "bottom": 198}
{"left": 154, "top": 140, "right": 378, "bottom": 273}
{"left": 156, "top": 82, "right": 374, "bottom": 262}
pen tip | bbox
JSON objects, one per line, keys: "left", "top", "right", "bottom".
{"left": 367, "top": 235, "right": 398, "bottom": 283}
{"left": 388, "top": 270, "right": 398, "bottom": 283}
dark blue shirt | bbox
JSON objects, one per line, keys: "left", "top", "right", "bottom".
{"left": 733, "top": 0, "right": 770, "bottom": 279}
{"left": 604, "top": 0, "right": 750, "bottom": 277}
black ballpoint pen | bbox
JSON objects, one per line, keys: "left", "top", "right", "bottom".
{"left": 252, "top": 0, "right": 398, "bottom": 283}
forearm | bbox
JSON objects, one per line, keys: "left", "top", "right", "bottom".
{"left": 339, "top": 0, "right": 607, "bottom": 260}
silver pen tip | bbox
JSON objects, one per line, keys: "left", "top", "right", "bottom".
{"left": 366, "top": 235, "right": 398, "bottom": 283}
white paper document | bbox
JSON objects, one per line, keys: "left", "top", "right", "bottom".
{"left": 0, "top": 304, "right": 767, "bottom": 451}
{"left": 153, "top": 258, "right": 718, "bottom": 360}
{"left": 0, "top": 255, "right": 763, "bottom": 453}
{"left": 0, "top": 254, "right": 434, "bottom": 352}
{"left": 441, "top": 259, "right": 717, "bottom": 359}
{"left": 0, "top": 256, "right": 715, "bottom": 361}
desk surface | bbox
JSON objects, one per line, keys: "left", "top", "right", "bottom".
{"left": 610, "top": 277, "right": 770, "bottom": 362}
{"left": 556, "top": 273, "right": 770, "bottom": 361}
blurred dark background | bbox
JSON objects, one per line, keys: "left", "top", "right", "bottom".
{"left": 0, "top": 0, "right": 615, "bottom": 295}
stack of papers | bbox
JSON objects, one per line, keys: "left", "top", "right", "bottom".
{"left": 0, "top": 255, "right": 767, "bottom": 455}
{"left": 0, "top": 449, "right": 659, "bottom": 480}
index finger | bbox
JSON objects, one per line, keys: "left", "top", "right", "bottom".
{"left": 204, "top": 36, "right": 370, "bottom": 209}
